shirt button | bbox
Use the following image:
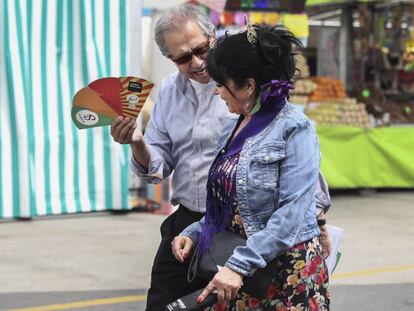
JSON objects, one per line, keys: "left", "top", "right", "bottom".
{"left": 238, "top": 180, "right": 243, "bottom": 184}
{"left": 265, "top": 155, "right": 270, "bottom": 161}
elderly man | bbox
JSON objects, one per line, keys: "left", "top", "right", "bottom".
{"left": 111, "top": 4, "right": 235, "bottom": 310}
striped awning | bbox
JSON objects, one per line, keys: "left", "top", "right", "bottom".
{"left": 0, "top": 0, "right": 142, "bottom": 218}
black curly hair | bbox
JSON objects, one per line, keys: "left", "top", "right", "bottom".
{"left": 207, "top": 25, "right": 303, "bottom": 97}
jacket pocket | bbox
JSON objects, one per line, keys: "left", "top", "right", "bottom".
{"left": 249, "top": 143, "right": 286, "bottom": 191}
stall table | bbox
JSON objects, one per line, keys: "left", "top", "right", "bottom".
{"left": 317, "top": 125, "right": 414, "bottom": 188}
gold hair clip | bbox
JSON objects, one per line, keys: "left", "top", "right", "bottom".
{"left": 245, "top": 16, "right": 257, "bottom": 44}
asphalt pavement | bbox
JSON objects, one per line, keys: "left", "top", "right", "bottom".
{"left": 0, "top": 190, "right": 413, "bottom": 310}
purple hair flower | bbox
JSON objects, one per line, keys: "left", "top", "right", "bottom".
{"left": 260, "top": 80, "right": 294, "bottom": 104}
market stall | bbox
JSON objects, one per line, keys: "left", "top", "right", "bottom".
{"left": 193, "top": 0, "right": 414, "bottom": 188}
{"left": 306, "top": 0, "right": 414, "bottom": 188}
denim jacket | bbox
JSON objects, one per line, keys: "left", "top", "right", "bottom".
{"left": 181, "top": 103, "right": 321, "bottom": 277}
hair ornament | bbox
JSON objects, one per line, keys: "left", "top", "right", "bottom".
{"left": 244, "top": 16, "right": 257, "bottom": 44}
{"left": 260, "top": 80, "right": 294, "bottom": 104}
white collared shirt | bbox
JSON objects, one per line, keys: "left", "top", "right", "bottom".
{"left": 131, "top": 72, "right": 236, "bottom": 212}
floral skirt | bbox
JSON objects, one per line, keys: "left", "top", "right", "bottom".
{"left": 207, "top": 209, "right": 330, "bottom": 310}
{"left": 208, "top": 238, "right": 330, "bottom": 311}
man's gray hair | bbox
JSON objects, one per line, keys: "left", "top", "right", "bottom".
{"left": 154, "top": 4, "right": 215, "bottom": 57}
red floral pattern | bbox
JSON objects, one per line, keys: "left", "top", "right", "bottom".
{"left": 207, "top": 207, "right": 330, "bottom": 311}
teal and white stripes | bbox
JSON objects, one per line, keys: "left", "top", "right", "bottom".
{"left": 0, "top": 0, "right": 141, "bottom": 218}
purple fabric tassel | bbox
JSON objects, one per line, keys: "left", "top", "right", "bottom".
{"left": 260, "top": 80, "right": 294, "bottom": 105}
{"left": 197, "top": 154, "right": 239, "bottom": 255}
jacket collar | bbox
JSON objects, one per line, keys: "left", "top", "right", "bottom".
{"left": 223, "top": 99, "right": 286, "bottom": 157}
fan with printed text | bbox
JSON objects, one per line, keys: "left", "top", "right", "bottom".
{"left": 72, "top": 76, "right": 154, "bottom": 129}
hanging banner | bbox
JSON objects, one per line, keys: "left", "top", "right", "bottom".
{"left": 282, "top": 14, "right": 309, "bottom": 38}
{"left": 225, "top": 0, "right": 306, "bottom": 13}
{"left": 306, "top": 0, "right": 378, "bottom": 6}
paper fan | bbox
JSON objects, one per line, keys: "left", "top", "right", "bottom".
{"left": 72, "top": 76, "right": 154, "bottom": 129}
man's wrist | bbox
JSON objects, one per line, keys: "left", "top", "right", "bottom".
{"left": 130, "top": 142, "right": 149, "bottom": 170}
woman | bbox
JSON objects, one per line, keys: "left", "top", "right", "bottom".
{"left": 172, "top": 24, "right": 329, "bottom": 310}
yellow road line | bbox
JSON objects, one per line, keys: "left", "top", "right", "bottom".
{"left": 10, "top": 294, "right": 147, "bottom": 311}
{"left": 332, "top": 264, "right": 414, "bottom": 279}
{"left": 9, "top": 264, "right": 414, "bottom": 310}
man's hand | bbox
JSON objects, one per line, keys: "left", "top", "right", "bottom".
{"left": 171, "top": 236, "right": 194, "bottom": 263}
{"left": 197, "top": 267, "right": 243, "bottom": 304}
{"left": 110, "top": 116, "right": 144, "bottom": 146}
{"left": 111, "top": 116, "right": 150, "bottom": 169}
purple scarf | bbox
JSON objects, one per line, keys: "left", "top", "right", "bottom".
{"left": 197, "top": 80, "right": 292, "bottom": 255}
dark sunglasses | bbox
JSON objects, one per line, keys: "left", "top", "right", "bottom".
{"left": 170, "top": 41, "right": 210, "bottom": 65}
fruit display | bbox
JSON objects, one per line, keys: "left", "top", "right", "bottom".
{"left": 290, "top": 52, "right": 413, "bottom": 127}
{"left": 354, "top": 82, "right": 414, "bottom": 124}
{"left": 305, "top": 98, "right": 374, "bottom": 128}
{"left": 295, "top": 53, "right": 310, "bottom": 78}
{"left": 292, "top": 79, "right": 317, "bottom": 95}
{"left": 308, "top": 77, "right": 347, "bottom": 101}
{"left": 290, "top": 95, "right": 309, "bottom": 106}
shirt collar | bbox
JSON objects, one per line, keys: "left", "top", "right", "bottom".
{"left": 176, "top": 72, "right": 215, "bottom": 106}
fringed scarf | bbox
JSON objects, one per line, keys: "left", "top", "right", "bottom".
{"left": 197, "top": 80, "right": 293, "bottom": 256}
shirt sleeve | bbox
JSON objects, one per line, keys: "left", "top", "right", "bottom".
{"left": 315, "top": 171, "right": 331, "bottom": 214}
{"left": 130, "top": 86, "right": 175, "bottom": 184}
{"left": 180, "top": 216, "right": 205, "bottom": 243}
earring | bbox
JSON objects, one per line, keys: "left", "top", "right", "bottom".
{"left": 244, "top": 102, "right": 252, "bottom": 113}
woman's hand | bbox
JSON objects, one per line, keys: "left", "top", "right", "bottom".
{"left": 317, "top": 211, "right": 331, "bottom": 258}
{"left": 171, "top": 236, "right": 194, "bottom": 263}
{"left": 319, "top": 224, "right": 331, "bottom": 258}
{"left": 197, "top": 267, "right": 243, "bottom": 304}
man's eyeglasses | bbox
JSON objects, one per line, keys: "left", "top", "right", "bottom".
{"left": 170, "top": 41, "right": 210, "bottom": 65}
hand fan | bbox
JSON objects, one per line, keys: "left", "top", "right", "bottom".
{"left": 72, "top": 76, "right": 154, "bottom": 129}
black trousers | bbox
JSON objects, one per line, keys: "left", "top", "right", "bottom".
{"left": 145, "top": 205, "right": 208, "bottom": 311}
